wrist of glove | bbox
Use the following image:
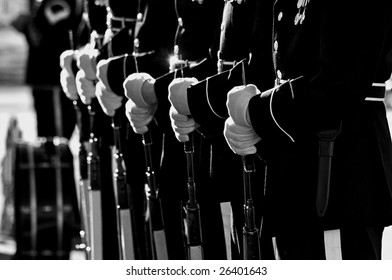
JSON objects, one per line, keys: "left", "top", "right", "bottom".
{"left": 226, "top": 84, "right": 260, "bottom": 127}
{"left": 95, "top": 81, "right": 123, "bottom": 117}
{"left": 125, "top": 99, "right": 157, "bottom": 134}
{"left": 60, "top": 69, "right": 78, "bottom": 100}
{"left": 169, "top": 106, "right": 197, "bottom": 142}
{"left": 75, "top": 70, "right": 96, "bottom": 105}
{"left": 223, "top": 117, "right": 261, "bottom": 156}
{"left": 123, "top": 72, "right": 157, "bottom": 108}
{"left": 59, "top": 50, "right": 78, "bottom": 100}
{"left": 60, "top": 49, "right": 77, "bottom": 72}
{"left": 168, "top": 77, "right": 198, "bottom": 116}
{"left": 77, "top": 48, "right": 98, "bottom": 80}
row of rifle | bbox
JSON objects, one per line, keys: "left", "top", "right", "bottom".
{"left": 59, "top": 0, "right": 263, "bottom": 260}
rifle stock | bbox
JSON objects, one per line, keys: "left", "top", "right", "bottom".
{"left": 242, "top": 155, "right": 261, "bottom": 260}
{"left": 71, "top": 99, "right": 91, "bottom": 259}
{"left": 184, "top": 133, "right": 203, "bottom": 260}
{"left": 142, "top": 129, "right": 168, "bottom": 260}
{"left": 112, "top": 111, "right": 136, "bottom": 260}
{"left": 86, "top": 99, "right": 103, "bottom": 260}
{"left": 132, "top": 38, "right": 168, "bottom": 259}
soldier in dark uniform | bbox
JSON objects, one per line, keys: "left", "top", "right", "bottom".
{"left": 124, "top": 0, "right": 230, "bottom": 259}
{"left": 94, "top": 0, "right": 178, "bottom": 259}
{"left": 72, "top": 0, "right": 144, "bottom": 260}
{"left": 223, "top": 0, "right": 392, "bottom": 259}
{"left": 12, "top": 0, "right": 89, "bottom": 139}
{"left": 167, "top": 0, "right": 276, "bottom": 259}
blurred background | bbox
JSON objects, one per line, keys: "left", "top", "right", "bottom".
{"left": 0, "top": 0, "right": 82, "bottom": 259}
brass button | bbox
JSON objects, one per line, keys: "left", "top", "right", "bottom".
{"left": 178, "top": 17, "right": 183, "bottom": 27}
{"left": 278, "top": 12, "right": 283, "bottom": 21}
{"left": 274, "top": 40, "right": 279, "bottom": 51}
{"left": 277, "top": 70, "right": 282, "bottom": 79}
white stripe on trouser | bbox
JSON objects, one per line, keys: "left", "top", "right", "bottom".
{"left": 272, "top": 237, "right": 281, "bottom": 260}
{"left": 324, "top": 229, "right": 342, "bottom": 260}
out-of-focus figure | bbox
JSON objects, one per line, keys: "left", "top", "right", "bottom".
{"left": 11, "top": 0, "right": 89, "bottom": 138}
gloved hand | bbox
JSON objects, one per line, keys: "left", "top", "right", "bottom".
{"left": 168, "top": 77, "right": 198, "bottom": 115}
{"left": 77, "top": 48, "right": 99, "bottom": 80}
{"left": 168, "top": 77, "right": 198, "bottom": 142}
{"left": 169, "top": 106, "right": 197, "bottom": 142}
{"left": 224, "top": 84, "right": 261, "bottom": 155}
{"left": 125, "top": 99, "right": 156, "bottom": 134}
{"left": 75, "top": 70, "right": 96, "bottom": 105}
{"left": 59, "top": 49, "right": 78, "bottom": 100}
{"left": 123, "top": 72, "right": 157, "bottom": 134}
{"left": 75, "top": 48, "right": 99, "bottom": 105}
{"left": 95, "top": 59, "right": 123, "bottom": 117}
{"left": 123, "top": 72, "right": 157, "bottom": 107}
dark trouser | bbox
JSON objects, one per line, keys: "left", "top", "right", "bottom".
{"left": 275, "top": 226, "right": 384, "bottom": 260}
{"left": 32, "top": 86, "right": 76, "bottom": 139}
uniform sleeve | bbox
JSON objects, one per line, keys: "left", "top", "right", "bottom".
{"left": 187, "top": 61, "right": 246, "bottom": 131}
{"left": 249, "top": 1, "right": 392, "bottom": 135}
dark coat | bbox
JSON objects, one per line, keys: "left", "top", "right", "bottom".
{"left": 152, "top": 0, "right": 226, "bottom": 260}
{"left": 247, "top": 0, "right": 392, "bottom": 233}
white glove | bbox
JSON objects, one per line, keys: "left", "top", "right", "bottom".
{"left": 223, "top": 118, "right": 261, "bottom": 156}
{"left": 123, "top": 72, "right": 157, "bottom": 108}
{"left": 224, "top": 84, "right": 261, "bottom": 155}
{"left": 167, "top": 77, "right": 198, "bottom": 142}
{"left": 125, "top": 99, "right": 156, "bottom": 134}
{"left": 75, "top": 48, "right": 99, "bottom": 105}
{"left": 168, "top": 77, "right": 198, "bottom": 115}
{"left": 75, "top": 69, "right": 96, "bottom": 105}
{"left": 169, "top": 106, "right": 196, "bottom": 142}
{"left": 123, "top": 72, "right": 157, "bottom": 134}
{"left": 76, "top": 48, "right": 99, "bottom": 80}
{"left": 95, "top": 81, "right": 123, "bottom": 117}
{"left": 94, "top": 59, "right": 123, "bottom": 116}
{"left": 226, "top": 84, "right": 260, "bottom": 126}
{"left": 59, "top": 49, "right": 78, "bottom": 100}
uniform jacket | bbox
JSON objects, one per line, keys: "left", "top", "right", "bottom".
{"left": 154, "top": 0, "right": 224, "bottom": 131}
{"left": 247, "top": 0, "right": 392, "bottom": 232}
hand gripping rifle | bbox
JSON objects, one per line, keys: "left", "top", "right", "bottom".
{"left": 66, "top": 31, "right": 91, "bottom": 258}
{"left": 75, "top": 28, "right": 104, "bottom": 259}
{"left": 133, "top": 38, "right": 168, "bottom": 260}
{"left": 172, "top": 57, "right": 204, "bottom": 260}
{"left": 239, "top": 61, "right": 260, "bottom": 260}
{"left": 101, "top": 30, "right": 138, "bottom": 260}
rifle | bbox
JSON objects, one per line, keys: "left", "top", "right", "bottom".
{"left": 86, "top": 99, "right": 103, "bottom": 260}
{"left": 99, "top": 26, "right": 139, "bottom": 259}
{"left": 66, "top": 30, "right": 92, "bottom": 259}
{"left": 111, "top": 106, "right": 136, "bottom": 260}
{"left": 239, "top": 61, "right": 261, "bottom": 260}
{"left": 172, "top": 57, "right": 204, "bottom": 259}
{"left": 73, "top": 99, "right": 92, "bottom": 259}
{"left": 184, "top": 133, "right": 204, "bottom": 259}
{"left": 133, "top": 38, "right": 169, "bottom": 260}
{"left": 241, "top": 155, "right": 260, "bottom": 260}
